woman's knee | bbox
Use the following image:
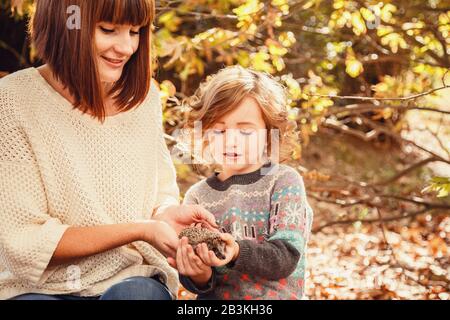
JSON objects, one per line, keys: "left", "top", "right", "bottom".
{"left": 100, "top": 276, "right": 172, "bottom": 300}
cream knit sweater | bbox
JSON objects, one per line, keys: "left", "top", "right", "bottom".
{"left": 0, "top": 68, "right": 180, "bottom": 299}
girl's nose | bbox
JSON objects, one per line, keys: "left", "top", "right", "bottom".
{"left": 225, "top": 129, "right": 238, "bottom": 147}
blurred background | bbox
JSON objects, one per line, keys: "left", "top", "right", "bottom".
{"left": 1, "top": 0, "right": 449, "bottom": 299}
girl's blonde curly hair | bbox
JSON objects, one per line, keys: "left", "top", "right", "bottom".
{"left": 183, "top": 65, "right": 299, "bottom": 164}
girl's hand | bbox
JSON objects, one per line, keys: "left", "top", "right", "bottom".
{"left": 196, "top": 233, "right": 239, "bottom": 267}
{"left": 167, "top": 237, "right": 213, "bottom": 287}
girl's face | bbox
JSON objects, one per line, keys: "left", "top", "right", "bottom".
{"left": 207, "top": 96, "right": 268, "bottom": 175}
{"left": 94, "top": 23, "right": 141, "bottom": 83}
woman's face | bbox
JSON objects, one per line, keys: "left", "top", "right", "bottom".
{"left": 94, "top": 23, "right": 141, "bottom": 83}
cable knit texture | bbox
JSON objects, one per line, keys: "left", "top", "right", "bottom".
{"left": 0, "top": 68, "right": 180, "bottom": 299}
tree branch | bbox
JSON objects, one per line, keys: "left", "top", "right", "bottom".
{"left": 370, "top": 156, "right": 440, "bottom": 186}
{"left": 312, "top": 207, "right": 441, "bottom": 233}
{"left": 309, "top": 84, "right": 450, "bottom": 102}
{"left": 325, "top": 103, "right": 450, "bottom": 116}
{"left": 156, "top": 8, "right": 238, "bottom": 20}
{"left": 322, "top": 118, "right": 450, "bottom": 164}
{"left": 377, "top": 194, "right": 450, "bottom": 209}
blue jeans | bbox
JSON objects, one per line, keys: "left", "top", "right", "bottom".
{"left": 10, "top": 276, "right": 172, "bottom": 300}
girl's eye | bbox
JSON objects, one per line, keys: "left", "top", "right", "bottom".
{"left": 213, "top": 129, "right": 225, "bottom": 135}
{"left": 100, "top": 26, "right": 115, "bottom": 34}
{"left": 130, "top": 30, "right": 140, "bottom": 36}
{"left": 240, "top": 129, "right": 255, "bottom": 136}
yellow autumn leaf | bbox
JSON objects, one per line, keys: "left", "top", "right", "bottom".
{"left": 346, "top": 57, "right": 364, "bottom": 78}
{"left": 381, "top": 33, "right": 407, "bottom": 53}
{"left": 380, "top": 3, "right": 397, "bottom": 23}
{"left": 272, "top": 0, "right": 289, "bottom": 14}
{"left": 267, "top": 39, "right": 288, "bottom": 56}
{"left": 279, "top": 32, "right": 296, "bottom": 47}
{"left": 283, "top": 74, "right": 302, "bottom": 100}
{"left": 236, "top": 50, "right": 251, "bottom": 67}
{"left": 233, "top": 0, "right": 264, "bottom": 29}
{"left": 373, "top": 82, "right": 389, "bottom": 93}
{"left": 158, "top": 11, "right": 181, "bottom": 32}
{"left": 377, "top": 25, "right": 394, "bottom": 37}
{"left": 314, "top": 98, "right": 334, "bottom": 113}
{"left": 333, "top": 0, "right": 345, "bottom": 10}
{"left": 382, "top": 108, "right": 393, "bottom": 120}
{"left": 193, "top": 57, "right": 205, "bottom": 76}
{"left": 160, "top": 80, "right": 177, "bottom": 97}
{"left": 251, "top": 51, "right": 274, "bottom": 73}
{"left": 360, "top": 7, "right": 376, "bottom": 22}
{"left": 351, "top": 11, "right": 367, "bottom": 35}
{"left": 272, "top": 56, "right": 286, "bottom": 72}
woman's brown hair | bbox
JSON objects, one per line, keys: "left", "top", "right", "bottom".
{"left": 30, "top": 0, "right": 155, "bottom": 122}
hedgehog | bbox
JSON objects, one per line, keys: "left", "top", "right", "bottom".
{"left": 179, "top": 227, "right": 227, "bottom": 260}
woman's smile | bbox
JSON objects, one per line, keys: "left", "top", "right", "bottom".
{"left": 101, "top": 55, "right": 126, "bottom": 69}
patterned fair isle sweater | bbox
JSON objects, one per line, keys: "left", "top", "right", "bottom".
{"left": 181, "top": 163, "right": 313, "bottom": 300}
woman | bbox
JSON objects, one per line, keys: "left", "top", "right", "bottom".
{"left": 0, "top": 0, "right": 216, "bottom": 300}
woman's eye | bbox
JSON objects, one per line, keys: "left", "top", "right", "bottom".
{"left": 100, "top": 26, "right": 115, "bottom": 34}
{"left": 213, "top": 129, "right": 225, "bottom": 135}
{"left": 130, "top": 30, "right": 140, "bottom": 36}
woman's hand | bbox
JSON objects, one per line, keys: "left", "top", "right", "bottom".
{"left": 139, "top": 220, "right": 179, "bottom": 258}
{"left": 167, "top": 237, "right": 213, "bottom": 287}
{"left": 154, "top": 205, "right": 218, "bottom": 234}
{"left": 196, "top": 233, "right": 239, "bottom": 267}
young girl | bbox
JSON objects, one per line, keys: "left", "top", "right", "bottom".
{"left": 168, "top": 66, "right": 314, "bottom": 300}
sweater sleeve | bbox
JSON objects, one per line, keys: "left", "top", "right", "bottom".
{"left": 230, "top": 167, "right": 313, "bottom": 280}
{"left": 179, "top": 268, "right": 217, "bottom": 295}
{"left": 152, "top": 83, "right": 180, "bottom": 214}
{"left": 182, "top": 186, "right": 199, "bottom": 206}
{"left": 0, "top": 97, "right": 70, "bottom": 286}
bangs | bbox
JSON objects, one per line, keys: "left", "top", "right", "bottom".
{"left": 97, "top": 0, "right": 154, "bottom": 26}
{"left": 201, "top": 87, "right": 253, "bottom": 129}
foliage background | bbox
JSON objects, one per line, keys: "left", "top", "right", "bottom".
{"left": 1, "top": 0, "right": 449, "bottom": 299}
